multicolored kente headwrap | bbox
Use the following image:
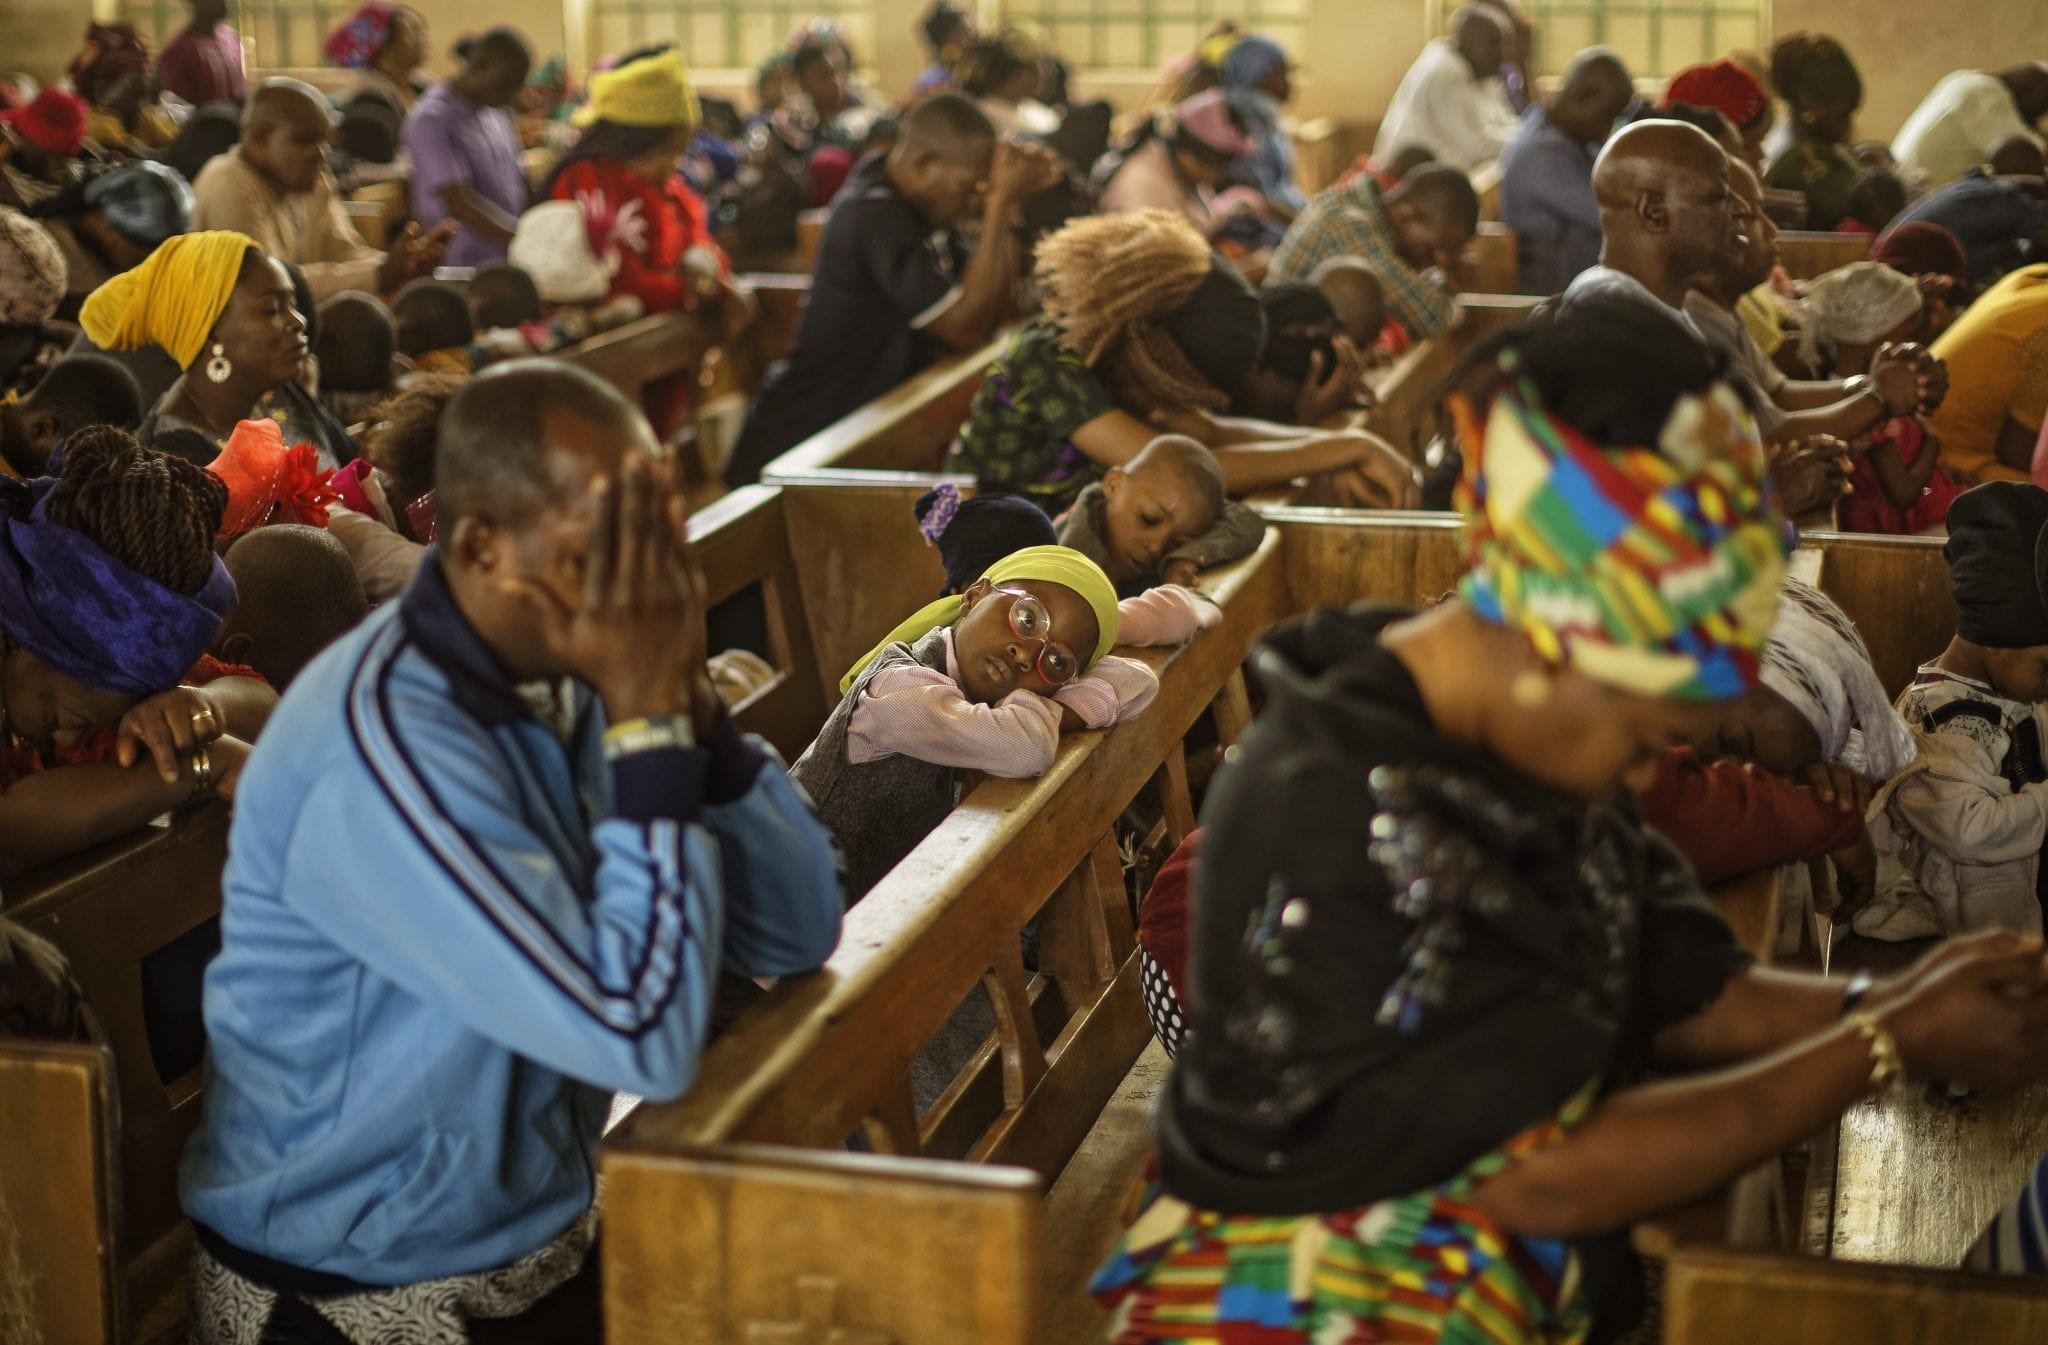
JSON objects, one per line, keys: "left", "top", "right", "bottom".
{"left": 325, "top": 3, "right": 401, "bottom": 69}
{"left": 1452, "top": 372, "right": 1789, "bottom": 699}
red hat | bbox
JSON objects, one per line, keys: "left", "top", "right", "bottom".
{"left": 1663, "top": 60, "right": 1768, "bottom": 132}
{"left": 0, "top": 87, "right": 89, "bottom": 157}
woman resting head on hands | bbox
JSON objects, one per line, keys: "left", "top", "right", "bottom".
{"left": 1093, "top": 294, "right": 2048, "bottom": 1345}
{"left": 80, "top": 231, "right": 354, "bottom": 467}
{"left": 0, "top": 426, "right": 274, "bottom": 876}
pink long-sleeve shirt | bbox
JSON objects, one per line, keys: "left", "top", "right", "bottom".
{"left": 841, "top": 585, "right": 1222, "bottom": 778}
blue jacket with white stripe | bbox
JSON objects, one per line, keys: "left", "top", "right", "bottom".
{"left": 179, "top": 559, "right": 843, "bottom": 1286}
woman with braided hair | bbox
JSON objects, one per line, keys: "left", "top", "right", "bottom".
{"left": 948, "top": 210, "right": 1417, "bottom": 514}
{"left": 1764, "top": 33, "right": 1865, "bottom": 230}
{"left": 0, "top": 424, "right": 275, "bottom": 875}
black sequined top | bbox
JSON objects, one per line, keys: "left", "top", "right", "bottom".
{"left": 1159, "top": 606, "right": 1753, "bottom": 1218}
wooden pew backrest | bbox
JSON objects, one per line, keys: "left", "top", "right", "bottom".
{"left": 0, "top": 1038, "right": 120, "bottom": 1345}
{"left": 1366, "top": 294, "right": 1540, "bottom": 461}
{"left": 1663, "top": 1244, "right": 2048, "bottom": 1344}
{"left": 1268, "top": 507, "right": 1466, "bottom": 612}
{"left": 1778, "top": 231, "right": 1874, "bottom": 282}
{"left": 692, "top": 487, "right": 831, "bottom": 761}
{"left": 1800, "top": 531, "right": 1952, "bottom": 701}
{"left": 760, "top": 334, "right": 1008, "bottom": 480}
{"left": 1468, "top": 223, "right": 1519, "bottom": 295}
{"left": 1290, "top": 117, "right": 1349, "bottom": 198}
{"left": 8, "top": 806, "right": 230, "bottom": 1263}
{"left": 605, "top": 1143, "right": 1043, "bottom": 1345}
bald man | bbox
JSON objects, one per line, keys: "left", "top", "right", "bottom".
{"left": 1499, "top": 47, "right": 1635, "bottom": 293}
{"left": 191, "top": 79, "right": 450, "bottom": 301}
{"left": 1895, "top": 61, "right": 2048, "bottom": 189}
{"left": 1373, "top": 6, "right": 1521, "bottom": 172}
{"left": 1562, "top": 118, "right": 1740, "bottom": 325}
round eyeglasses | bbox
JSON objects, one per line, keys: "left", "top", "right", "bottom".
{"left": 994, "top": 586, "right": 1082, "bottom": 686}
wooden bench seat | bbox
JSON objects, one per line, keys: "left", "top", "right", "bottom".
{"left": 1777, "top": 231, "right": 1874, "bottom": 282}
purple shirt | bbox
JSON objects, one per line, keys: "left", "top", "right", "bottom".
{"left": 401, "top": 83, "right": 526, "bottom": 267}
{"left": 158, "top": 23, "right": 245, "bottom": 105}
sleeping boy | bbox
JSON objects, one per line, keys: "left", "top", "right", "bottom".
{"left": 1054, "top": 435, "right": 1266, "bottom": 597}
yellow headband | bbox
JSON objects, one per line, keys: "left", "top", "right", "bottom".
{"left": 576, "top": 47, "right": 697, "bottom": 130}
{"left": 80, "top": 230, "right": 257, "bottom": 370}
{"left": 841, "top": 545, "right": 1121, "bottom": 694}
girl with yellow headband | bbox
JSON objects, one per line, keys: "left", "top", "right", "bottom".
{"left": 80, "top": 230, "right": 353, "bottom": 467}
{"left": 793, "top": 543, "right": 1191, "bottom": 904}
{"left": 1093, "top": 295, "right": 2048, "bottom": 1345}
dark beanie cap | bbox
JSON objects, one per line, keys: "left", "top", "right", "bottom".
{"left": 914, "top": 485, "right": 1057, "bottom": 594}
{"left": 1944, "top": 481, "right": 2048, "bottom": 649}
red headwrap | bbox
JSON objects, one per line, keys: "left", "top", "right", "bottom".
{"left": 0, "top": 88, "right": 88, "bottom": 157}
{"left": 207, "top": 420, "right": 340, "bottom": 543}
{"left": 1663, "top": 60, "right": 1768, "bottom": 132}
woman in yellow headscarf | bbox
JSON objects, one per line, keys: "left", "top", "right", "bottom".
{"left": 793, "top": 543, "right": 1182, "bottom": 901}
{"left": 80, "top": 231, "right": 354, "bottom": 467}
{"left": 537, "top": 43, "right": 734, "bottom": 319}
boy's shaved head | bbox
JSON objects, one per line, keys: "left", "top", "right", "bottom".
{"left": 219, "top": 525, "right": 369, "bottom": 689}
{"left": 1131, "top": 435, "right": 1226, "bottom": 511}
{"left": 1311, "top": 257, "right": 1388, "bottom": 347}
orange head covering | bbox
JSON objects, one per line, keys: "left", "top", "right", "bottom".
{"left": 206, "top": 419, "right": 339, "bottom": 543}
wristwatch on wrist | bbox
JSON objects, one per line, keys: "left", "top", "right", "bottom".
{"left": 603, "top": 714, "right": 697, "bottom": 760}
{"left": 1839, "top": 970, "right": 1875, "bottom": 1018}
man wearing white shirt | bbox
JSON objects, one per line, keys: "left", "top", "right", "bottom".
{"left": 1894, "top": 63, "right": 2048, "bottom": 188}
{"left": 1373, "top": 7, "right": 1521, "bottom": 173}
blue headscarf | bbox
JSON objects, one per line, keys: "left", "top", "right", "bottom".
{"left": 0, "top": 474, "right": 236, "bottom": 696}
{"left": 1219, "top": 34, "right": 1286, "bottom": 92}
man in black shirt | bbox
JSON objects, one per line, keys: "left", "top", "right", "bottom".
{"left": 726, "top": 93, "right": 1060, "bottom": 485}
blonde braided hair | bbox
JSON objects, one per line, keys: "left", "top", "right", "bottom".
{"left": 1033, "top": 210, "right": 1229, "bottom": 416}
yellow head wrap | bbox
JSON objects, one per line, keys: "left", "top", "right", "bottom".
{"left": 79, "top": 230, "right": 257, "bottom": 370}
{"left": 576, "top": 47, "right": 698, "bottom": 130}
{"left": 840, "top": 545, "right": 1121, "bottom": 694}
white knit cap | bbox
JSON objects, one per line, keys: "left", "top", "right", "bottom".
{"left": 1798, "top": 261, "right": 1923, "bottom": 373}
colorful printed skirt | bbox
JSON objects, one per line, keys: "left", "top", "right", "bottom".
{"left": 1092, "top": 1089, "right": 1596, "bottom": 1345}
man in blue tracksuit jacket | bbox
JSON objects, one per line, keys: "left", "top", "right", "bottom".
{"left": 180, "top": 361, "right": 843, "bottom": 1343}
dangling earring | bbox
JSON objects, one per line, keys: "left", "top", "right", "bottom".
{"left": 1510, "top": 666, "right": 1554, "bottom": 708}
{"left": 205, "top": 343, "right": 233, "bottom": 384}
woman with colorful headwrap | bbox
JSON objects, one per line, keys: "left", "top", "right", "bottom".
{"left": 325, "top": 3, "right": 429, "bottom": 114}
{"left": 793, "top": 543, "right": 1181, "bottom": 901}
{"left": 1218, "top": 32, "right": 1304, "bottom": 216}
{"left": 1765, "top": 33, "right": 1865, "bottom": 229}
{"left": 1090, "top": 293, "right": 2048, "bottom": 1345}
{"left": 949, "top": 210, "right": 1418, "bottom": 515}
{"left": 0, "top": 425, "right": 275, "bottom": 876}
{"left": 80, "top": 231, "right": 353, "bottom": 468}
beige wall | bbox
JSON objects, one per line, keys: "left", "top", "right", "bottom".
{"left": 4, "top": 0, "right": 2043, "bottom": 145}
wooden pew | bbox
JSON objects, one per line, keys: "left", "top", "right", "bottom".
{"left": 0, "top": 1037, "right": 122, "bottom": 1345}
{"left": 1662, "top": 1245, "right": 2048, "bottom": 1343}
{"left": 606, "top": 522, "right": 1290, "bottom": 1343}
{"left": 1778, "top": 230, "right": 1873, "bottom": 282}
{"left": 757, "top": 333, "right": 1008, "bottom": 480}
{"left": 7, "top": 803, "right": 234, "bottom": 1344}
{"left": 1363, "top": 294, "right": 1542, "bottom": 462}
{"left": 1472, "top": 161, "right": 1503, "bottom": 221}
{"left": 1289, "top": 117, "right": 1349, "bottom": 197}
{"left": 1797, "top": 530, "right": 1951, "bottom": 701}
{"left": 1467, "top": 221, "right": 1519, "bottom": 294}
{"left": 797, "top": 207, "right": 830, "bottom": 273}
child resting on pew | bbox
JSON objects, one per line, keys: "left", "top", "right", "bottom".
{"left": 312, "top": 290, "right": 398, "bottom": 429}
{"left": 1800, "top": 262, "right": 1963, "bottom": 535}
{"left": 792, "top": 544, "right": 1210, "bottom": 901}
{"left": 0, "top": 426, "right": 272, "bottom": 876}
{"left": 0, "top": 354, "right": 144, "bottom": 479}
{"left": 1054, "top": 434, "right": 1266, "bottom": 594}
{"left": 1642, "top": 577, "right": 1919, "bottom": 919}
{"left": 948, "top": 211, "right": 1419, "bottom": 515}
{"left": 216, "top": 525, "right": 369, "bottom": 691}
{"left": 390, "top": 277, "right": 475, "bottom": 375}
{"left": 1875, "top": 482, "right": 2048, "bottom": 936}
{"left": 326, "top": 372, "right": 458, "bottom": 600}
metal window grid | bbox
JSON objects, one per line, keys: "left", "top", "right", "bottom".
{"left": 118, "top": 0, "right": 343, "bottom": 68}
{"left": 1514, "top": 0, "right": 1767, "bottom": 78}
{"left": 586, "top": 0, "right": 872, "bottom": 72}
{"left": 993, "top": 0, "right": 1308, "bottom": 72}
